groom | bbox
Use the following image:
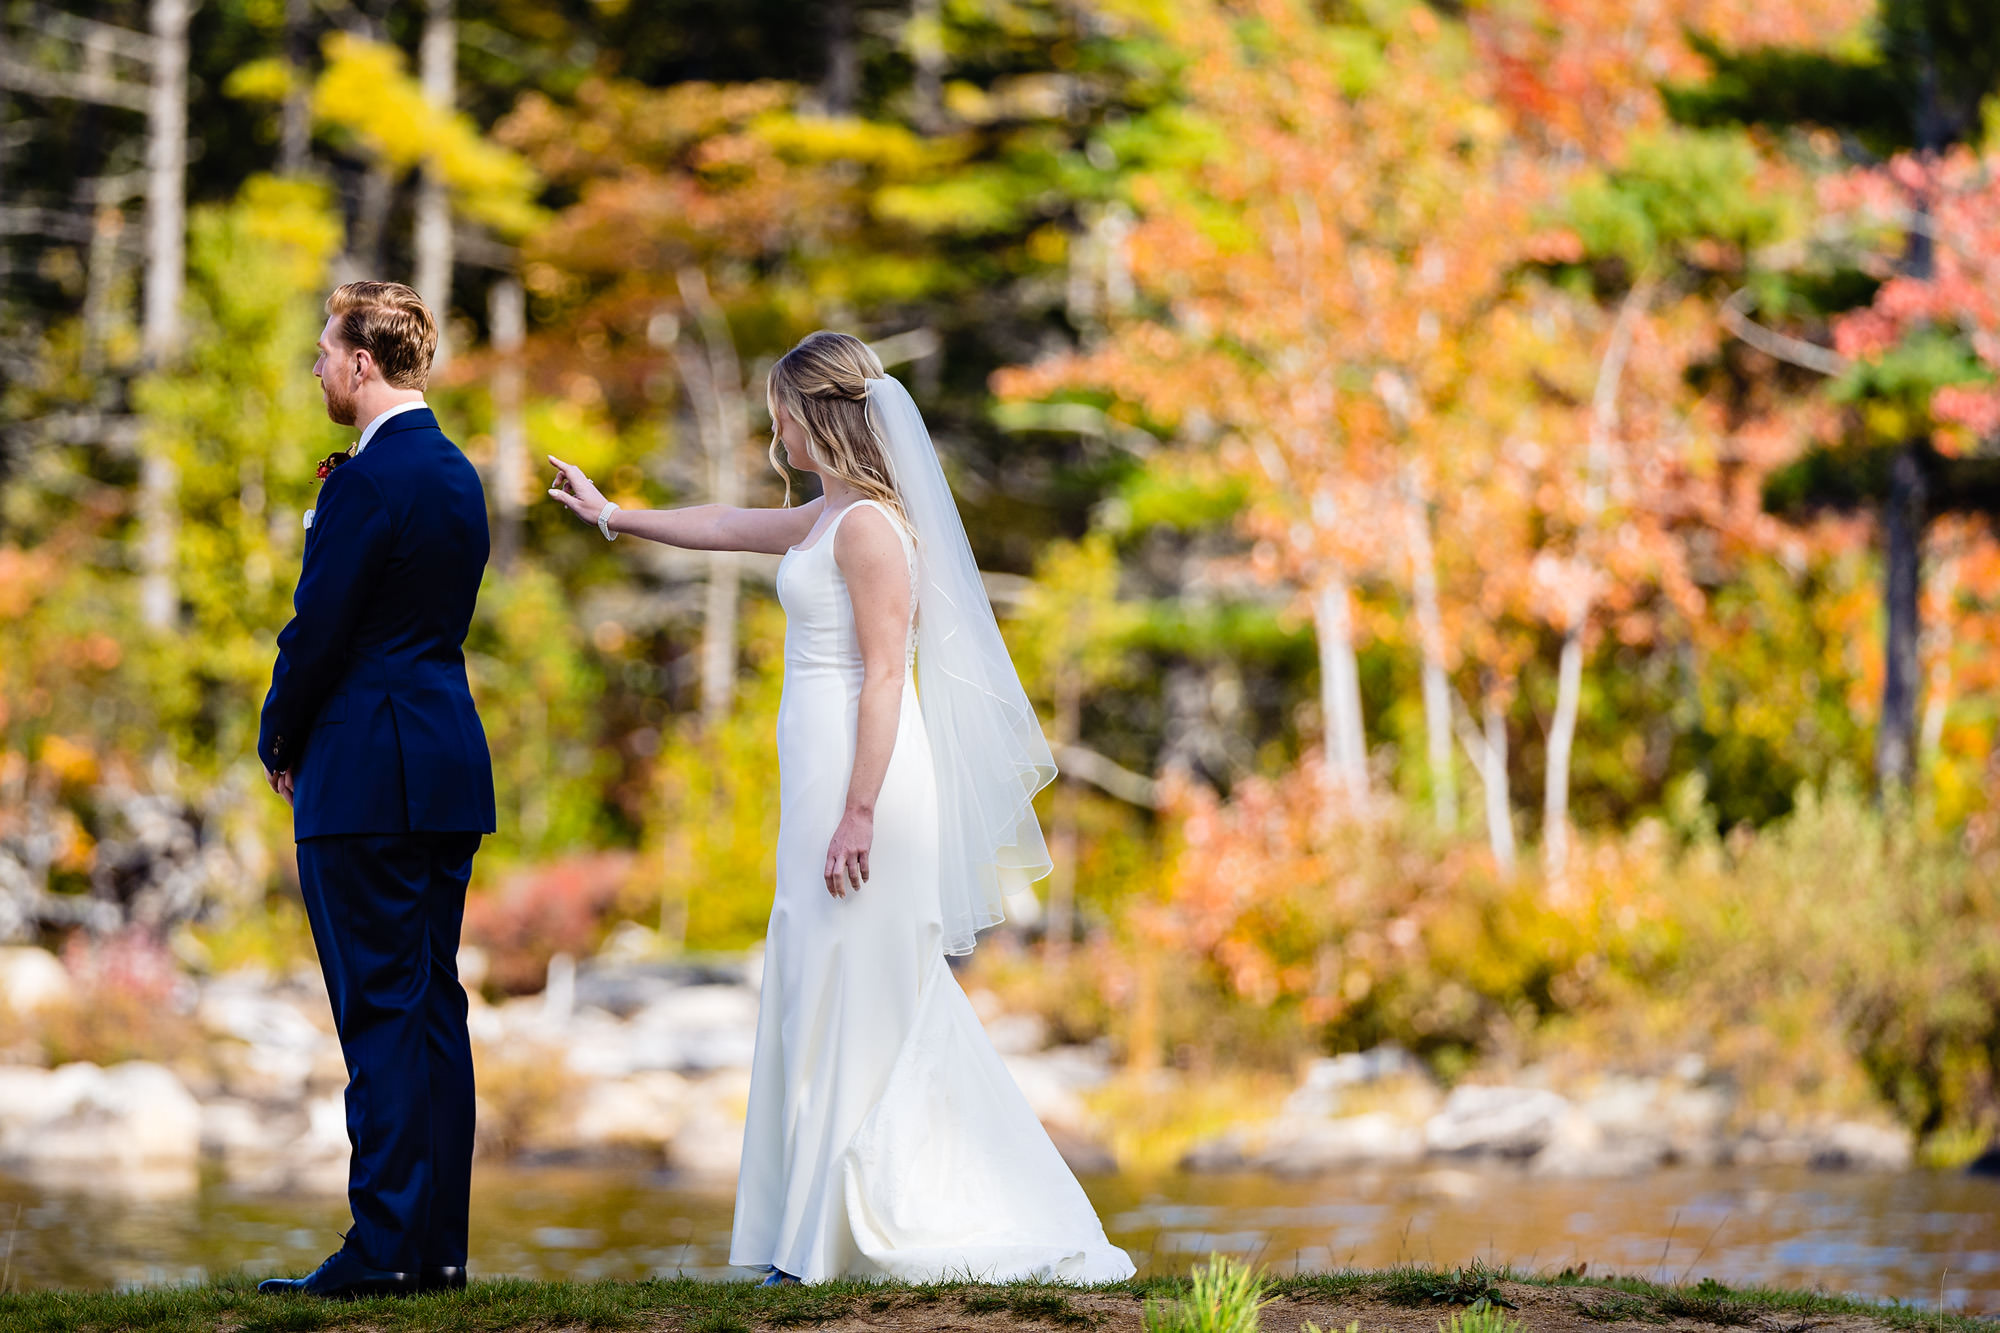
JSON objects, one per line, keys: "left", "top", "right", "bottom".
{"left": 257, "top": 281, "right": 496, "bottom": 1299}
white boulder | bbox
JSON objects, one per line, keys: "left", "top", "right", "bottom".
{"left": 1257, "top": 1112, "right": 1426, "bottom": 1174}
{"left": 1808, "top": 1120, "right": 1913, "bottom": 1171}
{"left": 198, "top": 977, "right": 343, "bottom": 1100}
{"left": 573, "top": 1071, "right": 691, "bottom": 1150}
{"left": 0, "top": 946, "right": 73, "bottom": 1013}
{"left": 561, "top": 985, "right": 761, "bottom": 1078}
{"left": 1283, "top": 1046, "right": 1428, "bottom": 1118}
{"left": 0, "top": 1062, "right": 202, "bottom": 1188}
{"left": 1531, "top": 1109, "right": 1665, "bottom": 1178}
{"left": 1424, "top": 1084, "right": 1572, "bottom": 1157}
{"left": 667, "top": 1069, "right": 751, "bottom": 1179}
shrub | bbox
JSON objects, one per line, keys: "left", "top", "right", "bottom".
{"left": 1091, "top": 762, "right": 2000, "bottom": 1148}
{"left": 36, "top": 931, "right": 199, "bottom": 1066}
{"left": 462, "top": 853, "right": 634, "bottom": 995}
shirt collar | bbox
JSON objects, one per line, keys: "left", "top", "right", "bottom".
{"left": 354, "top": 399, "right": 429, "bottom": 455}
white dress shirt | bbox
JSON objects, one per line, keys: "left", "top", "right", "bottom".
{"left": 353, "top": 398, "right": 429, "bottom": 456}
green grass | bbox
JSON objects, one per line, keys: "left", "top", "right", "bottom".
{"left": 1377, "top": 1261, "right": 1516, "bottom": 1309}
{"left": 0, "top": 1266, "right": 1991, "bottom": 1333}
{"left": 1143, "top": 1258, "right": 1268, "bottom": 1333}
{"left": 1438, "top": 1301, "right": 1524, "bottom": 1333}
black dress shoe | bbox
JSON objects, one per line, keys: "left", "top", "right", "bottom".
{"left": 419, "top": 1265, "right": 467, "bottom": 1292}
{"left": 258, "top": 1250, "right": 417, "bottom": 1299}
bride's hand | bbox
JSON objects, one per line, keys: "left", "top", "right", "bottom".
{"left": 546, "top": 455, "right": 609, "bottom": 523}
{"left": 823, "top": 809, "right": 873, "bottom": 899}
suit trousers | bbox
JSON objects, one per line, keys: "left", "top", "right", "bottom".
{"left": 296, "top": 832, "right": 481, "bottom": 1273}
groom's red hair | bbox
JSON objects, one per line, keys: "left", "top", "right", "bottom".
{"left": 327, "top": 281, "right": 438, "bottom": 390}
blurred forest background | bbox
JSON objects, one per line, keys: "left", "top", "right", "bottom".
{"left": 8, "top": 0, "right": 2000, "bottom": 1162}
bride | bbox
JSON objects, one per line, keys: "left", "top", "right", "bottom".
{"left": 547, "top": 331, "right": 1134, "bottom": 1286}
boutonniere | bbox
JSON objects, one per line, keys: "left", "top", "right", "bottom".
{"left": 315, "top": 450, "right": 351, "bottom": 481}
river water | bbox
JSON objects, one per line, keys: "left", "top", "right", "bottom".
{"left": 4, "top": 1164, "right": 1997, "bottom": 1310}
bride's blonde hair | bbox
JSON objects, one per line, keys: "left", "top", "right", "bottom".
{"left": 766, "top": 331, "right": 907, "bottom": 522}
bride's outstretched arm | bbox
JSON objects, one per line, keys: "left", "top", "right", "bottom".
{"left": 546, "top": 455, "right": 820, "bottom": 555}
{"left": 821, "top": 505, "right": 912, "bottom": 901}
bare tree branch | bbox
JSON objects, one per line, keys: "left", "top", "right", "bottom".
{"left": 0, "top": 55, "right": 148, "bottom": 112}
{"left": 1052, "top": 742, "right": 1158, "bottom": 808}
{"left": 1721, "top": 288, "right": 1851, "bottom": 378}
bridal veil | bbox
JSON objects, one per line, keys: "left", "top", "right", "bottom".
{"left": 864, "top": 374, "right": 1055, "bottom": 955}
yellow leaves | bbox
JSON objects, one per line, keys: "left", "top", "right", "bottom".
{"left": 38, "top": 734, "right": 98, "bottom": 788}
{"left": 308, "top": 34, "right": 545, "bottom": 238}
{"left": 748, "top": 110, "right": 1027, "bottom": 238}
{"left": 232, "top": 175, "right": 344, "bottom": 286}
{"left": 874, "top": 172, "right": 1022, "bottom": 235}
{"left": 221, "top": 56, "right": 297, "bottom": 103}
{"left": 524, "top": 398, "right": 621, "bottom": 484}
{"left": 1027, "top": 224, "right": 1069, "bottom": 264}
{"left": 1008, "top": 535, "right": 1145, "bottom": 701}
{"left": 310, "top": 34, "right": 433, "bottom": 169}
{"left": 942, "top": 74, "right": 1075, "bottom": 125}
{"left": 750, "top": 112, "right": 935, "bottom": 175}
{"left": 1084, "top": 0, "right": 1186, "bottom": 39}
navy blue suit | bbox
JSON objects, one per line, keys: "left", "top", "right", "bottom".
{"left": 258, "top": 406, "right": 496, "bottom": 1276}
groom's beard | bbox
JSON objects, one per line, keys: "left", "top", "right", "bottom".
{"left": 322, "top": 377, "right": 358, "bottom": 428}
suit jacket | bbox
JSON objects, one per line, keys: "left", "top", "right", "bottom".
{"left": 258, "top": 408, "right": 498, "bottom": 840}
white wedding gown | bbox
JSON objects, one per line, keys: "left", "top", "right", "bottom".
{"left": 727, "top": 499, "right": 1135, "bottom": 1285}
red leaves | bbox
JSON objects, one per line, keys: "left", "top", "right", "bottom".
{"left": 461, "top": 852, "right": 636, "bottom": 995}
{"left": 1826, "top": 145, "right": 2000, "bottom": 452}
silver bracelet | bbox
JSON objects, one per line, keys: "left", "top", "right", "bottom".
{"left": 597, "top": 500, "right": 621, "bottom": 541}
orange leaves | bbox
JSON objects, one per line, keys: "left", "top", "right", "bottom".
{"left": 0, "top": 546, "right": 56, "bottom": 620}
{"left": 496, "top": 79, "right": 795, "bottom": 187}
{"left": 1141, "top": 759, "right": 1502, "bottom": 1026}
{"left": 1473, "top": 0, "right": 1873, "bottom": 157}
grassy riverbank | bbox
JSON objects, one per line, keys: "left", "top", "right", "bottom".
{"left": 0, "top": 1266, "right": 1989, "bottom": 1333}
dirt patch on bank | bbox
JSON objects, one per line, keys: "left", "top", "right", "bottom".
{"left": 688, "top": 1282, "right": 1941, "bottom": 1333}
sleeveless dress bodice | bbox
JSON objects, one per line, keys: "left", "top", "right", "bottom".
{"left": 775, "top": 500, "right": 917, "bottom": 678}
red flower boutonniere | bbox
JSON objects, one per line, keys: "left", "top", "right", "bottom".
{"left": 315, "top": 451, "right": 351, "bottom": 481}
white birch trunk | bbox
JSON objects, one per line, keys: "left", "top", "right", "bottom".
{"left": 907, "top": 0, "right": 944, "bottom": 134}
{"left": 279, "top": 0, "right": 311, "bottom": 174}
{"left": 489, "top": 277, "right": 526, "bottom": 571}
{"left": 81, "top": 180, "right": 127, "bottom": 375}
{"left": 1455, "top": 688, "right": 1516, "bottom": 875}
{"left": 1043, "top": 672, "right": 1082, "bottom": 965}
{"left": 1482, "top": 694, "right": 1516, "bottom": 874}
{"left": 1918, "top": 552, "right": 1958, "bottom": 763}
{"left": 675, "top": 268, "right": 748, "bottom": 726}
{"left": 413, "top": 0, "right": 455, "bottom": 365}
{"left": 138, "top": 0, "right": 187, "bottom": 630}
{"left": 1544, "top": 629, "right": 1583, "bottom": 881}
{"left": 1312, "top": 572, "right": 1369, "bottom": 808}
{"left": 1920, "top": 657, "right": 1950, "bottom": 761}
{"left": 1400, "top": 479, "right": 1456, "bottom": 831}
{"left": 1543, "top": 277, "right": 1651, "bottom": 880}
